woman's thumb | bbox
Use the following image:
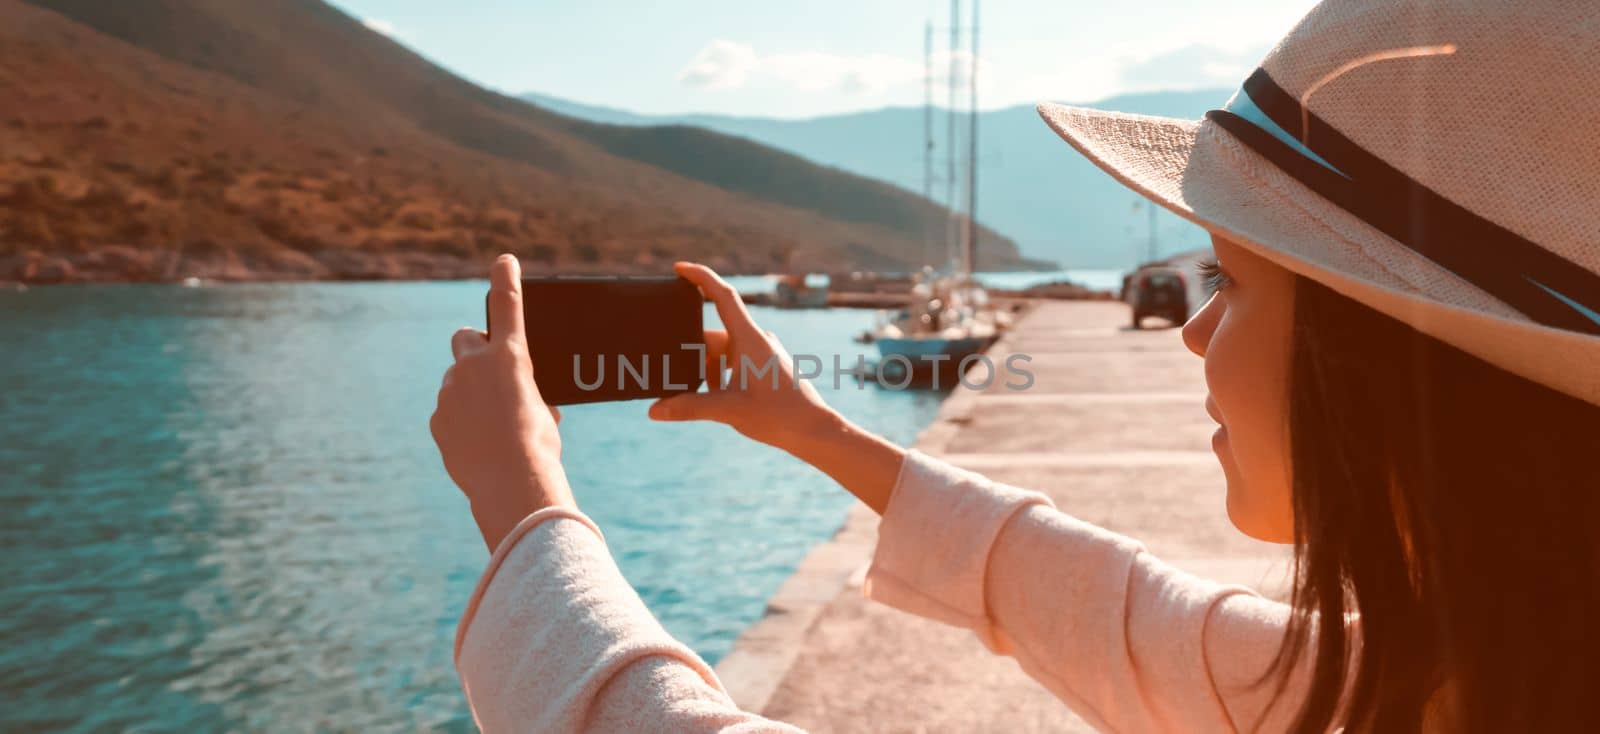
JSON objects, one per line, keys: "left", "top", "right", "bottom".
{"left": 648, "top": 392, "right": 726, "bottom": 423}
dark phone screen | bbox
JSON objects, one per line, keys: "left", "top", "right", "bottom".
{"left": 487, "top": 276, "right": 706, "bottom": 405}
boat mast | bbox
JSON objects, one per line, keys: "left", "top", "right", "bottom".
{"left": 923, "top": 20, "right": 934, "bottom": 205}
{"left": 964, "top": 0, "right": 980, "bottom": 277}
{"left": 923, "top": 19, "right": 935, "bottom": 270}
{"left": 947, "top": 0, "right": 960, "bottom": 275}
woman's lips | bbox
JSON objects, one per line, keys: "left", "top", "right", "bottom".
{"left": 1206, "top": 396, "right": 1227, "bottom": 454}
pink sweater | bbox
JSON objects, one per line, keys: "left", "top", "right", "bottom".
{"left": 454, "top": 449, "right": 1320, "bottom": 732}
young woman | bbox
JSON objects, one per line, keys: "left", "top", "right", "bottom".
{"left": 430, "top": 2, "right": 1597, "bottom": 731}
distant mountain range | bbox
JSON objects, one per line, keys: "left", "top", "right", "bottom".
{"left": 0, "top": 0, "right": 1039, "bottom": 283}
{"left": 522, "top": 89, "right": 1235, "bottom": 269}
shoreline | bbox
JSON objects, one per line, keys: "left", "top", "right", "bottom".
{"left": 0, "top": 247, "right": 1071, "bottom": 288}
{"left": 1, "top": 257, "right": 1119, "bottom": 307}
{"left": 0, "top": 249, "right": 749, "bottom": 287}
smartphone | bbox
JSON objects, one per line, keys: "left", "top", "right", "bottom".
{"left": 486, "top": 275, "right": 706, "bottom": 406}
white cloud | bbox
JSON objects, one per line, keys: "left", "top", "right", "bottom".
{"left": 1117, "top": 43, "right": 1265, "bottom": 92}
{"left": 678, "top": 40, "right": 934, "bottom": 96}
{"left": 769, "top": 51, "right": 923, "bottom": 93}
{"left": 362, "top": 18, "right": 407, "bottom": 39}
{"left": 677, "top": 40, "right": 760, "bottom": 90}
{"left": 669, "top": 38, "right": 1260, "bottom": 114}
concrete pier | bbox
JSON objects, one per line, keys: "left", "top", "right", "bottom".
{"left": 714, "top": 300, "right": 1292, "bottom": 732}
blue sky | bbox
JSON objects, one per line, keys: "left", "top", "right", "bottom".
{"left": 329, "top": 0, "right": 1317, "bottom": 119}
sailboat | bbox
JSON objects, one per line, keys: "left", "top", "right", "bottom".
{"left": 867, "top": 0, "right": 1008, "bottom": 382}
{"left": 870, "top": 274, "right": 1001, "bottom": 367}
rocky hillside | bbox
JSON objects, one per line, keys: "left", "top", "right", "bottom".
{"left": 0, "top": 0, "right": 1042, "bottom": 283}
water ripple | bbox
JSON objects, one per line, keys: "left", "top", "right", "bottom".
{"left": 0, "top": 283, "right": 942, "bottom": 732}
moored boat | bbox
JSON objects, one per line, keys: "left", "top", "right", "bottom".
{"left": 772, "top": 273, "right": 830, "bottom": 309}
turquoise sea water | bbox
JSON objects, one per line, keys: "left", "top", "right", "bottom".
{"left": 0, "top": 282, "right": 946, "bottom": 732}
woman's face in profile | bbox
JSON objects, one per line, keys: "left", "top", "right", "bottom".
{"left": 1182, "top": 235, "right": 1296, "bottom": 543}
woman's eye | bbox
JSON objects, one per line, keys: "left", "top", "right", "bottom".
{"left": 1197, "top": 258, "right": 1231, "bottom": 292}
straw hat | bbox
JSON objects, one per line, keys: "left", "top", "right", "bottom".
{"left": 1038, "top": 0, "right": 1600, "bottom": 407}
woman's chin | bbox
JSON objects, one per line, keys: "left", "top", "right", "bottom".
{"left": 1215, "top": 438, "right": 1295, "bottom": 544}
{"left": 1225, "top": 495, "right": 1293, "bottom": 544}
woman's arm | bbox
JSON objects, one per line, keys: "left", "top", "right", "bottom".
{"left": 434, "top": 257, "right": 802, "bottom": 731}
{"left": 437, "top": 258, "right": 1310, "bottom": 731}
{"left": 863, "top": 450, "right": 1315, "bottom": 733}
{"left": 648, "top": 267, "right": 1318, "bottom": 731}
{"left": 779, "top": 411, "right": 904, "bottom": 515}
{"left": 454, "top": 507, "right": 803, "bottom": 732}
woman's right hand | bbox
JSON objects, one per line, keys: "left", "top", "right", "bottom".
{"left": 647, "top": 262, "right": 839, "bottom": 450}
{"left": 650, "top": 261, "right": 907, "bottom": 514}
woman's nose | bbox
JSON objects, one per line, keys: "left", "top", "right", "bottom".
{"left": 1181, "top": 294, "right": 1220, "bottom": 358}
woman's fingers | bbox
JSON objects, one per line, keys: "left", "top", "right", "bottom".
{"left": 674, "top": 262, "right": 760, "bottom": 340}
{"left": 702, "top": 329, "right": 729, "bottom": 391}
{"left": 648, "top": 390, "right": 729, "bottom": 423}
{"left": 452, "top": 326, "right": 487, "bottom": 360}
{"left": 487, "top": 255, "right": 526, "bottom": 348}
{"left": 704, "top": 329, "right": 729, "bottom": 353}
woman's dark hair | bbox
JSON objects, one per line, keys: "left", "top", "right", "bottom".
{"left": 1268, "top": 275, "right": 1595, "bottom": 732}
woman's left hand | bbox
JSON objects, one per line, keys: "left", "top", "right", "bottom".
{"left": 431, "top": 254, "right": 572, "bottom": 552}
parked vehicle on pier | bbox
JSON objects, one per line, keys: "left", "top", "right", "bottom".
{"left": 1124, "top": 264, "right": 1190, "bottom": 329}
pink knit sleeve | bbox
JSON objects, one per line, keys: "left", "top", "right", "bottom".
{"left": 864, "top": 450, "right": 1316, "bottom": 732}
{"left": 454, "top": 507, "right": 804, "bottom": 733}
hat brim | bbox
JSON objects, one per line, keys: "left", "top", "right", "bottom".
{"left": 1035, "top": 102, "right": 1600, "bottom": 408}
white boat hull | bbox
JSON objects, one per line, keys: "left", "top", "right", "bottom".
{"left": 875, "top": 335, "right": 994, "bottom": 364}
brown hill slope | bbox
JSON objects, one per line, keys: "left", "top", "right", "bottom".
{"left": 0, "top": 0, "right": 1039, "bottom": 282}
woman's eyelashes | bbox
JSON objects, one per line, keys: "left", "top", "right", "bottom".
{"left": 1197, "top": 258, "right": 1232, "bottom": 292}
